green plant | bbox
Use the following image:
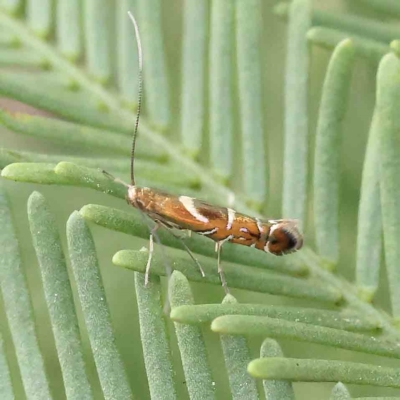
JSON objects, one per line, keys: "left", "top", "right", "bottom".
{"left": 1, "top": 1, "right": 400, "bottom": 399}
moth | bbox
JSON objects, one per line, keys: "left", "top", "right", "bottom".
{"left": 107, "top": 12, "right": 303, "bottom": 292}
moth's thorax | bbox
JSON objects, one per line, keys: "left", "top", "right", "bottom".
{"left": 127, "top": 185, "right": 156, "bottom": 210}
{"left": 126, "top": 186, "right": 303, "bottom": 256}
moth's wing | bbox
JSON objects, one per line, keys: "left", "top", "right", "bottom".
{"left": 150, "top": 194, "right": 228, "bottom": 232}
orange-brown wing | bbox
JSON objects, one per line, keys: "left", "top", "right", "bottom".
{"left": 134, "top": 188, "right": 268, "bottom": 245}
{"left": 144, "top": 192, "right": 228, "bottom": 233}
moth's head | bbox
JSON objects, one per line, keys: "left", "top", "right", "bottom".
{"left": 264, "top": 220, "right": 303, "bottom": 256}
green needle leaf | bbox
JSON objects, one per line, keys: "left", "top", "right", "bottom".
{"left": 275, "top": 2, "right": 400, "bottom": 43}
{"left": 180, "top": 0, "right": 207, "bottom": 157}
{"left": 307, "top": 27, "right": 389, "bottom": 63}
{"left": 330, "top": 382, "right": 351, "bottom": 399}
{"left": 354, "top": 0, "right": 400, "bottom": 16}
{"left": 235, "top": 0, "right": 267, "bottom": 206}
{"left": 0, "top": 148, "right": 194, "bottom": 188}
{"left": 27, "top": 191, "right": 93, "bottom": 400}
{"left": 168, "top": 271, "right": 215, "bottom": 400}
{"left": 2, "top": 0, "right": 21, "bottom": 15}
{"left": 299, "top": 247, "right": 397, "bottom": 336}
{"left": 248, "top": 358, "right": 400, "bottom": 388}
{"left": 1, "top": 160, "right": 198, "bottom": 198}
{"left": 0, "top": 109, "right": 165, "bottom": 161}
{"left": 83, "top": 0, "right": 112, "bottom": 83}
{"left": 209, "top": 0, "right": 234, "bottom": 180}
{"left": 2, "top": 162, "right": 69, "bottom": 185}
{"left": 260, "top": 339, "right": 295, "bottom": 400}
{"left": 391, "top": 40, "right": 400, "bottom": 57}
{"left": 66, "top": 211, "right": 133, "bottom": 400}
{"left": 116, "top": 0, "right": 139, "bottom": 104}
{"left": 218, "top": 295, "right": 258, "bottom": 400}
{"left": 377, "top": 53, "right": 400, "bottom": 320}
{"left": 0, "top": 182, "right": 52, "bottom": 399}
{"left": 135, "top": 273, "right": 177, "bottom": 399}
{"left": 136, "top": 0, "right": 171, "bottom": 128}
{"left": 211, "top": 315, "right": 400, "bottom": 359}
{"left": 27, "top": 0, "right": 52, "bottom": 38}
{"left": 170, "top": 304, "right": 380, "bottom": 332}
{"left": 283, "top": 0, "right": 311, "bottom": 222}
{"left": 313, "top": 39, "right": 355, "bottom": 265}
{"left": 56, "top": 0, "right": 82, "bottom": 60}
{"left": 54, "top": 161, "right": 199, "bottom": 198}
{"left": 356, "top": 111, "right": 382, "bottom": 303}
{"left": 0, "top": 10, "right": 133, "bottom": 124}
{"left": 0, "top": 71, "right": 131, "bottom": 132}
{"left": 0, "top": 47, "right": 45, "bottom": 67}
{"left": 54, "top": 162, "right": 127, "bottom": 199}
{"left": 0, "top": 333, "right": 14, "bottom": 400}
{"left": 2, "top": 161, "right": 127, "bottom": 198}
{"left": 354, "top": 397, "right": 400, "bottom": 400}
{"left": 113, "top": 249, "right": 341, "bottom": 303}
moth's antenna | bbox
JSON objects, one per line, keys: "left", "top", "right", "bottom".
{"left": 127, "top": 11, "right": 143, "bottom": 186}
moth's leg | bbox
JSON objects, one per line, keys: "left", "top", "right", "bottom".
{"left": 145, "top": 224, "right": 160, "bottom": 286}
{"left": 162, "top": 227, "right": 205, "bottom": 277}
{"left": 137, "top": 214, "right": 173, "bottom": 283}
{"left": 135, "top": 214, "right": 172, "bottom": 313}
{"left": 215, "top": 241, "right": 230, "bottom": 294}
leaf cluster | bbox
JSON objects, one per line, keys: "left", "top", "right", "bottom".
{"left": 1, "top": 1, "right": 400, "bottom": 399}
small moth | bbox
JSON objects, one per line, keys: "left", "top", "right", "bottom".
{"left": 108, "top": 12, "right": 303, "bottom": 292}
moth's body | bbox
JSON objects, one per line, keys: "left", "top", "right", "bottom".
{"left": 127, "top": 185, "right": 303, "bottom": 256}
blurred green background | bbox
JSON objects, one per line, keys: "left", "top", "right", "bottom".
{"left": 1, "top": 0, "right": 398, "bottom": 399}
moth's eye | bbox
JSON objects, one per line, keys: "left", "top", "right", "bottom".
{"left": 264, "top": 223, "right": 303, "bottom": 256}
{"left": 268, "top": 236, "right": 278, "bottom": 245}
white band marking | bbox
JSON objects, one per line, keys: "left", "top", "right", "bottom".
{"left": 198, "top": 228, "right": 218, "bottom": 236}
{"left": 179, "top": 196, "right": 209, "bottom": 223}
{"left": 269, "top": 223, "right": 278, "bottom": 236}
{"left": 226, "top": 208, "right": 235, "bottom": 230}
{"left": 256, "top": 218, "right": 264, "bottom": 234}
{"left": 264, "top": 244, "right": 271, "bottom": 253}
{"left": 128, "top": 185, "right": 137, "bottom": 200}
{"left": 217, "top": 234, "right": 234, "bottom": 248}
